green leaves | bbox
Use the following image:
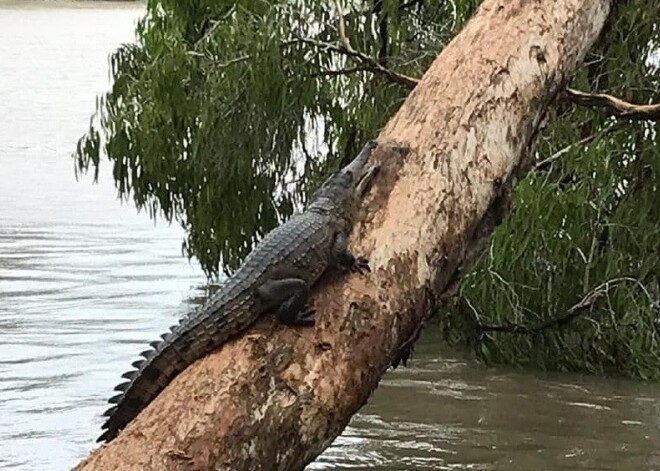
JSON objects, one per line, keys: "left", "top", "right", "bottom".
{"left": 438, "top": 0, "right": 660, "bottom": 380}
{"left": 74, "top": 0, "right": 461, "bottom": 276}
{"left": 75, "top": 0, "right": 659, "bottom": 379}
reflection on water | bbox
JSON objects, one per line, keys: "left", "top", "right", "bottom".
{"left": 0, "top": 3, "right": 204, "bottom": 469}
{"left": 0, "top": 2, "right": 659, "bottom": 471}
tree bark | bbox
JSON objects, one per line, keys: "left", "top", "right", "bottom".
{"left": 74, "top": 0, "right": 611, "bottom": 470}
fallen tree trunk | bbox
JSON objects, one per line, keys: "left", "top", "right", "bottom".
{"left": 75, "top": 0, "right": 611, "bottom": 469}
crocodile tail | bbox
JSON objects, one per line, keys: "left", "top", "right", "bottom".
{"left": 97, "top": 298, "right": 258, "bottom": 442}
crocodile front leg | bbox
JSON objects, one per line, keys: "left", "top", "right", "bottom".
{"left": 331, "top": 232, "right": 370, "bottom": 274}
{"left": 257, "top": 279, "right": 316, "bottom": 326}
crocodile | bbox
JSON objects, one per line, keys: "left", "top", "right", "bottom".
{"left": 97, "top": 140, "right": 379, "bottom": 442}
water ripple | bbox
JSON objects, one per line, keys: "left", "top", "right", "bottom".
{"left": 2, "top": 3, "right": 660, "bottom": 471}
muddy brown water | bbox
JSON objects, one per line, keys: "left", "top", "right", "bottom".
{"left": 1, "top": 2, "right": 659, "bottom": 470}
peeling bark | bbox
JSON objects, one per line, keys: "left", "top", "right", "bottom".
{"left": 74, "top": 1, "right": 611, "bottom": 470}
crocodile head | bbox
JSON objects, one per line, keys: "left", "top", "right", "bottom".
{"left": 307, "top": 140, "right": 379, "bottom": 216}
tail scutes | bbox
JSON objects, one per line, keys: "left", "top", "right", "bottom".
{"left": 97, "top": 333, "right": 179, "bottom": 443}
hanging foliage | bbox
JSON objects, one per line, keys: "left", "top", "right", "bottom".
{"left": 76, "top": 0, "right": 660, "bottom": 379}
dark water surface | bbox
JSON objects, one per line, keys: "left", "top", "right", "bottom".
{"left": 1, "top": 2, "right": 659, "bottom": 470}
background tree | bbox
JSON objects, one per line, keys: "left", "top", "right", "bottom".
{"left": 76, "top": 0, "right": 477, "bottom": 275}
{"left": 438, "top": 2, "right": 660, "bottom": 378}
{"left": 76, "top": 0, "right": 659, "bottom": 378}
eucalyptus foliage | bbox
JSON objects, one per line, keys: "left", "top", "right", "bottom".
{"left": 439, "top": 1, "right": 660, "bottom": 379}
{"left": 77, "top": 0, "right": 659, "bottom": 378}
{"left": 76, "top": 0, "right": 475, "bottom": 275}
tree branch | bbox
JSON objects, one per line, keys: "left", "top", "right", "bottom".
{"left": 308, "top": 65, "right": 372, "bottom": 79}
{"left": 333, "top": 0, "right": 352, "bottom": 50}
{"left": 476, "top": 277, "right": 646, "bottom": 335}
{"left": 204, "top": 2, "right": 418, "bottom": 91}
{"left": 566, "top": 87, "right": 660, "bottom": 121}
{"left": 373, "top": 0, "right": 389, "bottom": 67}
{"left": 295, "top": 37, "right": 419, "bottom": 89}
{"left": 533, "top": 121, "right": 624, "bottom": 171}
{"left": 211, "top": 54, "right": 251, "bottom": 69}
{"left": 208, "top": 39, "right": 419, "bottom": 90}
{"left": 321, "top": 0, "right": 418, "bottom": 89}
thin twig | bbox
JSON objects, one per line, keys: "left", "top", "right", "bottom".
{"left": 534, "top": 121, "right": 624, "bottom": 170}
{"left": 323, "top": 0, "right": 418, "bottom": 89}
{"left": 295, "top": 37, "right": 419, "bottom": 89}
{"left": 477, "top": 277, "right": 646, "bottom": 335}
{"left": 308, "top": 65, "right": 372, "bottom": 79}
{"left": 204, "top": 5, "right": 417, "bottom": 91}
{"left": 534, "top": 133, "right": 600, "bottom": 169}
{"left": 212, "top": 54, "right": 251, "bottom": 69}
{"left": 333, "top": 0, "right": 351, "bottom": 50}
{"left": 208, "top": 36, "right": 419, "bottom": 90}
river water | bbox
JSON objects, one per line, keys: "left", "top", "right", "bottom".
{"left": 0, "top": 2, "right": 659, "bottom": 471}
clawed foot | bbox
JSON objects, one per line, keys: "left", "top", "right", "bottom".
{"left": 356, "top": 164, "right": 380, "bottom": 197}
{"left": 350, "top": 256, "right": 371, "bottom": 275}
{"left": 294, "top": 306, "right": 316, "bottom": 327}
{"left": 391, "top": 344, "right": 415, "bottom": 369}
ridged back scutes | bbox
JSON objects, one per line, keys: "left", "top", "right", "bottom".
{"left": 98, "top": 273, "right": 261, "bottom": 442}
{"left": 238, "top": 211, "right": 336, "bottom": 285}
{"left": 99, "top": 210, "right": 337, "bottom": 442}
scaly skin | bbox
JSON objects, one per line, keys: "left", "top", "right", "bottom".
{"left": 98, "top": 140, "right": 378, "bottom": 442}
